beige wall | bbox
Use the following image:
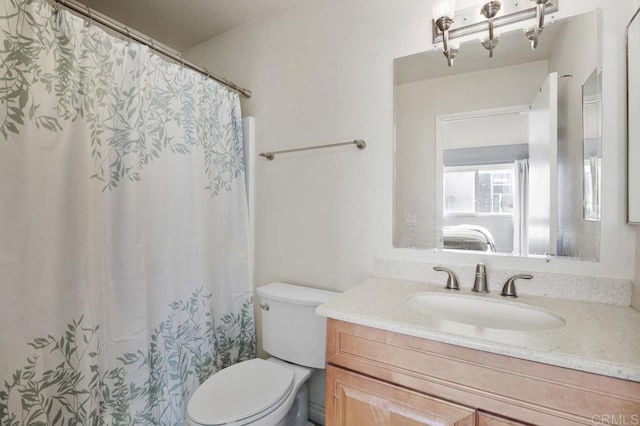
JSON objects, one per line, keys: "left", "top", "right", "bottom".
{"left": 186, "top": 1, "right": 636, "bottom": 290}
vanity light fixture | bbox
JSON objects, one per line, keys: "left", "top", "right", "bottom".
{"left": 431, "top": 0, "right": 558, "bottom": 67}
{"left": 480, "top": 34, "right": 500, "bottom": 56}
{"left": 479, "top": 1, "right": 501, "bottom": 58}
{"left": 432, "top": 0, "right": 457, "bottom": 67}
{"left": 524, "top": 0, "right": 551, "bottom": 50}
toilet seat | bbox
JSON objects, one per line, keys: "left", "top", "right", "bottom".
{"left": 187, "top": 358, "right": 295, "bottom": 426}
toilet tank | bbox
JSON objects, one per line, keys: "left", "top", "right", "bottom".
{"left": 256, "top": 282, "right": 338, "bottom": 369}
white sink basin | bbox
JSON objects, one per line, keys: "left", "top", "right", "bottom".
{"left": 406, "top": 293, "right": 565, "bottom": 331}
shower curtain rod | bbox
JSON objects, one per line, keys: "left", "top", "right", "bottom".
{"left": 51, "top": 0, "right": 253, "bottom": 98}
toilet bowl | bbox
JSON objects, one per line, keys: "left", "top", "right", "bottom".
{"left": 186, "top": 283, "right": 338, "bottom": 426}
{"left": 187, "top": 358, "right": 311, "bottom": 426}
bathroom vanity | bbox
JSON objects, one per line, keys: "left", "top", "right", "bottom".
{"left": 318, "top": 278, "right": 640, "bottom": 425}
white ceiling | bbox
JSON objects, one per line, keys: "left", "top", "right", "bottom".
{"left": 79, "top": 0, "right": 300, "bottom": 51}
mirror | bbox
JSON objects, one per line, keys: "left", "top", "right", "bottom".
{"left": 394, "top": 10, "right": 601, "bottom": 260}
{"left": 628, "top": 8, "right": 640, "bottom": 224}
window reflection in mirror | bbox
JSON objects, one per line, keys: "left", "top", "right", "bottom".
{"left": 443, "top": 165, "right": 515, "bottom": 252}
{"left": 444, "top": 166, "right": 515, "bottom": 215}
{"left": 436, "top": 98, "right": 554, "bottom": 258}
{"left": 393, "top": 10, "right": 601, "bottom": 261}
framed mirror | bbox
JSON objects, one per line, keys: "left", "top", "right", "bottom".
{"left": 628, "top": 8, "right": 640, "bottom": 224}
{"left": 394, "top": 9, "right": 601, "bottom": 260}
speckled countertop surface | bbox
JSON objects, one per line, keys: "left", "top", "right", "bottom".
{"left": 316, "top": 277, "right": 640, "bottom": 382}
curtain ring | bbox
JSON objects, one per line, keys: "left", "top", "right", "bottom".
{"left": 203, "top": 67, "right": 209, "bottom": 80}
{"left": 85, "top": 6, "right": 93, "bottom": 27}
{"left": 222, "top": 77, "right": 233, "bottom": 90}
{"left": 124, "top": 26, "right": 131, "bottom": 46}
{"left": 178, "top": 53, "right": 184, "bottom": 69}
{"left": 148, "top": 39, "right": 155, "bottom": 54}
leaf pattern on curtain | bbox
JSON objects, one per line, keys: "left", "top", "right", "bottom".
{"left": 0, "top": 289, "right": 256, "bottom": 425}
{"left": 0, "top": 0, "right": 255, "bottom": 425}
{"left": 0, "top": 0, "right": 244, "bottom": 196}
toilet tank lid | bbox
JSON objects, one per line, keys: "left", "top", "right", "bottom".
{"left": 257, "top": 282, "right": 339, "bottom": 306}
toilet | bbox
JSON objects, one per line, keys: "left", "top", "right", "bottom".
{"left": 187, "top": 282, "right": 338, "bottom": 426}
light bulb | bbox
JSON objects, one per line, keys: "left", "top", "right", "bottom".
{"left": 432, "top": 0, "right": 457, "bottom": 19}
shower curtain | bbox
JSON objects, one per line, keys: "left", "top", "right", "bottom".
{"left": 0, "top": 0, "right": 256, "bottom": 424}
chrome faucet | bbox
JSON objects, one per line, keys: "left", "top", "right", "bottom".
{"left": 433, "top": 267, "right": 459, "bottom": 290}
{"left": 471, "top": 263, "right": 489, "bottom": 293}
{"left": 501, "top": 274, "right": 533, "bottom": 298}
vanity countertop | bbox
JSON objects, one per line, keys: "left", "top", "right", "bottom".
{"left": 316, "top": 277, "right": 640, "bottom": 382}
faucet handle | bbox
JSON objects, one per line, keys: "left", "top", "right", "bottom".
{"left": 501, "top": 274, "right": 533, "bottom": 298}
{"left": 433, "top": 267, "right": 460, "bottom": 290}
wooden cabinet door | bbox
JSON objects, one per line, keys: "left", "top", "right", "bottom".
{"left": 326, "top": 366, "right": 475, "bottom": 426}
{"left": 477, "top": 412, "right": 531, "bottom": 426}
{"left": 327, "top": 319, "right": 640, "bottom": 425}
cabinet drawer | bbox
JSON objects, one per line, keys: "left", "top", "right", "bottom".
{"left": 327, "top": 365, "right": 475, "bottom": 426}
{"left": 478, "top": 412, "right": 531, "bottom": 426}
{"left": 327, "top": 319, "right": 640, "bottom": 425}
